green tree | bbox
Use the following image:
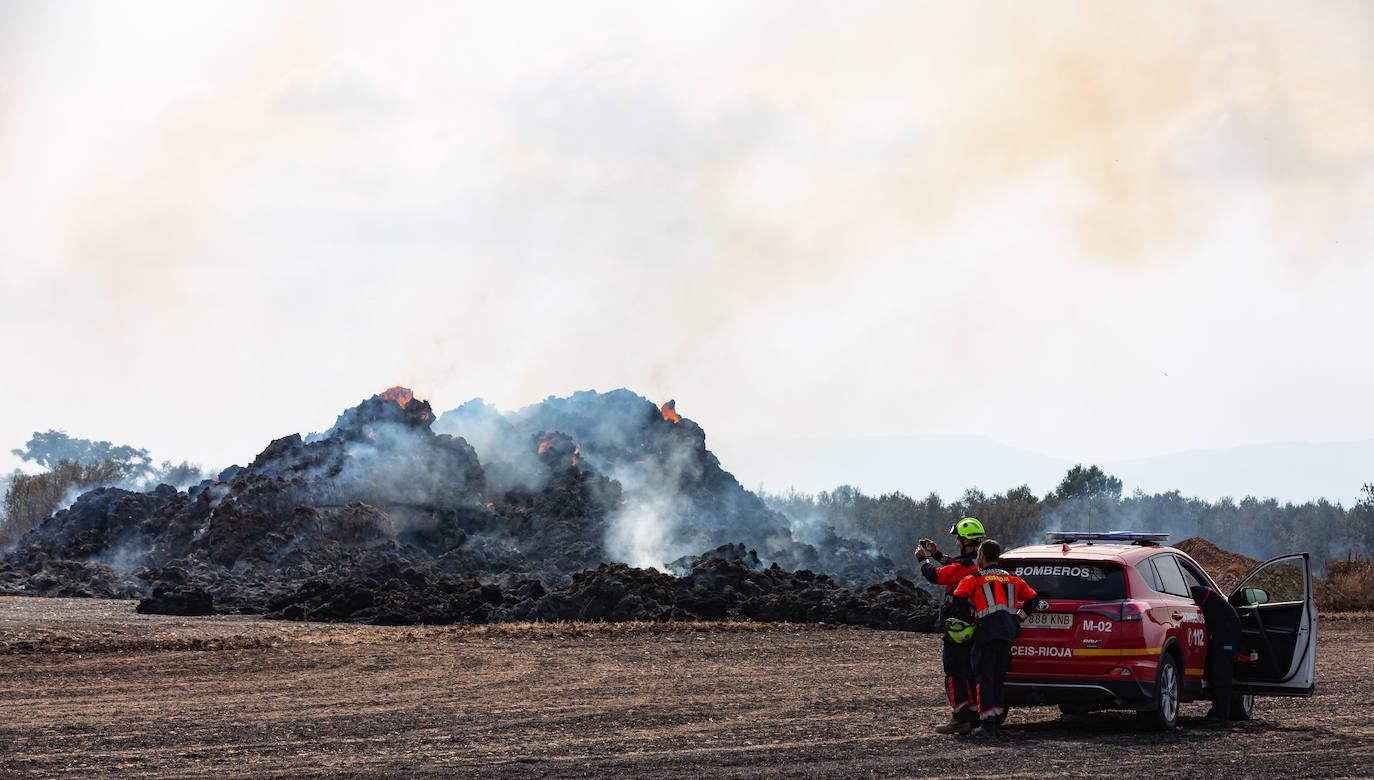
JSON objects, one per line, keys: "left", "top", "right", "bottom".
{"left": 1349, "top": 484, "right": 1374, "bottom": 560}
{"left": 949, "top": 485, "right": 1044, "bottom": 547}
{"left": 1050, "top": 464, "right": 1123, "bottom": 502}
{"left": 1, "top": 459, "right": 133, "bottom": 545}
{"left": 12, "top": 430, "right": 153, "bottom": 481}
{"left": 1039, "top": 465, "right": 1125, "bottom": 533}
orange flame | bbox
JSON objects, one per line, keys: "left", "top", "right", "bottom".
{"left": 660, "top": 400, "right": 680, "bottom": 423}
{"left": 537, "top": 435, "right": 581, "bottom": 467}
{"left": 381, "top": 386, "right": 414, "bottom": 407}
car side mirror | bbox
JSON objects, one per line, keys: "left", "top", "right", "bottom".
{"left": 1242, "top": 587, "right": 1269, "bottom": 606}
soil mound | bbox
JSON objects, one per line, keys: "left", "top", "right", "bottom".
{"left": 1174, "top": 537, "right": 1261, "bottom": 591}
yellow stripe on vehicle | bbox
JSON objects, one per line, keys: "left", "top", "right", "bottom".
{"left": 1185, "top": 668, "right": 1205, "bottom": 677}
{"left": 1071, "top": 647, "right": 1164, "bottom": 657}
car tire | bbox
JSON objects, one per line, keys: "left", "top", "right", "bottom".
{"left": 1140, "top": 653, "right": 1181, "bottom": 730}
{"left": 1230, "top": 694, "right": 1254, "bottom": 721}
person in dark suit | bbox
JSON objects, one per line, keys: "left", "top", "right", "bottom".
{"left": 1190, "top": 584, "right": 1243, "bottom": 725}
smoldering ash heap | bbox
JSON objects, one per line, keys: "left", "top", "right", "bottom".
{"left": 0, "top": 388, "right": 933, "bottom": 630}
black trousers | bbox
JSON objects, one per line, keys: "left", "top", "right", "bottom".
{"left": 1206, "top": 638, "right": 1235, "bottom": 719}
{"left": 971, "top": 639, "right": 1013, "bottom": 723}
{"left": 942, "top": 632, "right": 975, "bottom": 714}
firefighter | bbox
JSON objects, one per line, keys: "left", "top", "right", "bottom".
{"left": 1190, "top": 584, "right": 1243, "bottom": 726}
{"left": 951, "top": 539, "right": 1040, "bottom": 737}
{"left": 916, "top": 517, "right": 985, "bottom": 734}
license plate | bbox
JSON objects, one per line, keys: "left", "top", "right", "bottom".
{"left": 1024, "top": 612, "right": 1073, "bottom": 630}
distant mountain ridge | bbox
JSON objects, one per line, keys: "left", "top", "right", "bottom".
{"left": 709, "top": 435, "right": 1374, "bottom": 506}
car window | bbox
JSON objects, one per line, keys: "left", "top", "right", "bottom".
{"left": 1135, "top": 560, "right": 1162, "bottom": 593}
{"left": 1175, "top": 557, "right": 1208, "bottom": 590}
{"left": 1006, "top": 560, "right": 1126, "bottom": 601}
{"left": 1238, "top": 556, "right": 1306, "bottom": 605}
{"left": 1151, "top": 555, "right": 1191, "bottom": 597}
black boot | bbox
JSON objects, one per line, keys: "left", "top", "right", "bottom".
{"left": 970, "top": 719, "right": 1000, "bottom": 738}
{"left": 935, "top": 711, "right": 973, "bottom": 735}
{"left": 1200, "top": 711, "right": 1230, "bottom": 728}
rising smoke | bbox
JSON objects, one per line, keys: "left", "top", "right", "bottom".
{"left": 435, "top": 388, "right": 898, "bottom": 582}
{"left": 7, "top": 3, "right": 1373, "bottom": 480}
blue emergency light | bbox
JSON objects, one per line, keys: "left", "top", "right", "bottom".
{"left": 1044, "top": 531, "right": 1169, "bottom": 546}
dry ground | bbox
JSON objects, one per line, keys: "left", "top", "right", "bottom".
{"left": 1, "top": 597, "right": 1370, "bottom": 779}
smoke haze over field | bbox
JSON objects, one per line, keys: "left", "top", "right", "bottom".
{"left": 2, "top": 2, "right": 1373, "bottom": 495}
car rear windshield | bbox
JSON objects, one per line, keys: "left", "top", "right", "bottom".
{"left": 1005, "top": 560, "right": 1127, "bottom": 602}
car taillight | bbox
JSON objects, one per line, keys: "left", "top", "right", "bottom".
{"left": 1119, "top": 601, "right": 1148, "bottom": 621}
{"left": 1078, "top": 601, "right": 1148, "bottom": 621}
{"left": 1078, "top": 601, "right": 1123, "bottom": 620}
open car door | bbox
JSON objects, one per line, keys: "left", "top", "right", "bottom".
{"left": 1229, "top": 553, "right": 1316, "bottom": 697}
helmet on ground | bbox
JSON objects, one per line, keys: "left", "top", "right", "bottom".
{"left": 945, "top": 617, "right": 974, "bottom": 644}
{"left": 950, "top": 517, "right": 985, "bottom": 540}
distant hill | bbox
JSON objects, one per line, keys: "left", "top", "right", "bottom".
{"left": 709, "top": 435, "right": 1374, "bottom": 506}
{"left": 1104, "top": 441, "right": 1374, "bottom": 506}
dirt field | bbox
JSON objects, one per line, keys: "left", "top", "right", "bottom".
{"left": 1, "top": 598, "right": 1370, "bottom": 778}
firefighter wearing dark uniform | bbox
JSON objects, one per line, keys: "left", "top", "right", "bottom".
{"left": 951, "top": 539, "right": 1040, "bottom": 737}
{"left": 916, "top": 517, "right": 984, "bottom": 734}
{"left": 1190, "top": 584, "right": 1243, "bottom": 725}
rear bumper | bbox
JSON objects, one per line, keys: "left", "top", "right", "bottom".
{"left": 1004, "top": 675, "right": 1156, "bottom": 708}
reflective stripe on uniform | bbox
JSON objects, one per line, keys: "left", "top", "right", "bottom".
{"left": 976, "top": 602, "right": 1017, "bottom": 618}
{"left": 968, "top": 567, "right": 1023, "bottom": 618}
{"left": 947, "top": 676, "right": 970, "bottom": 710}
{"left": 980, "top": 581, "right": 998, "bottom": 615}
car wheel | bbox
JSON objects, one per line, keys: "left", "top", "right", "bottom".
{"left": 1230, "top": 693, "right": 1254, "bottom": 721}
{"left": 1140, "top": 653, "right": 1181, "bottom": 730}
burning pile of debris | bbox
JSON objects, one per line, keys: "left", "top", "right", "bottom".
{"left": 434, "top": 389, "right": 903, "bottom": 584}
{"left": 0, "top": 388, "right": 932, "bottom": 631}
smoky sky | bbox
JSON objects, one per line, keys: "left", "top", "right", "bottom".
{"left": 1, "top": 1, "right": 1373, "bottom": 476}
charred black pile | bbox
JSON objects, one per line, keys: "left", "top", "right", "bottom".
{"left": 258, "top": 552, "right": 933, "bottom": 631}
{"left": 0, "top": 388, "right": 932, "bottom": 631}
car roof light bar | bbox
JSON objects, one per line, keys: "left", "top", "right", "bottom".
{"left": 1044, "top": 531, "right": 1169, "bottom": 546}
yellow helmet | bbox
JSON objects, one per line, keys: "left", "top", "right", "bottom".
{"left": 950, "top": 517, "right": 985, "bottom": 540}
{"left": 945, "top": 617, "right": 975, "bottom": 644}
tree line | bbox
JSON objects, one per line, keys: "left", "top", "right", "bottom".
{"left": 762, "top": 465, "right": 1374, "bottom": 572}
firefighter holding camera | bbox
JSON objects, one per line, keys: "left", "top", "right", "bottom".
{"left": 916, "top": 517, "right": 986, "bottom": 734}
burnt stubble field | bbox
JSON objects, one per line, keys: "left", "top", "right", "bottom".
{"left": 1, "top": 597, "right": 1370, "bottom": 779}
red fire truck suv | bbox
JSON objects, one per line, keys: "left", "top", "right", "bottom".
{"left": 1001, "top": 531, "right": 1316, "bottom": 730}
